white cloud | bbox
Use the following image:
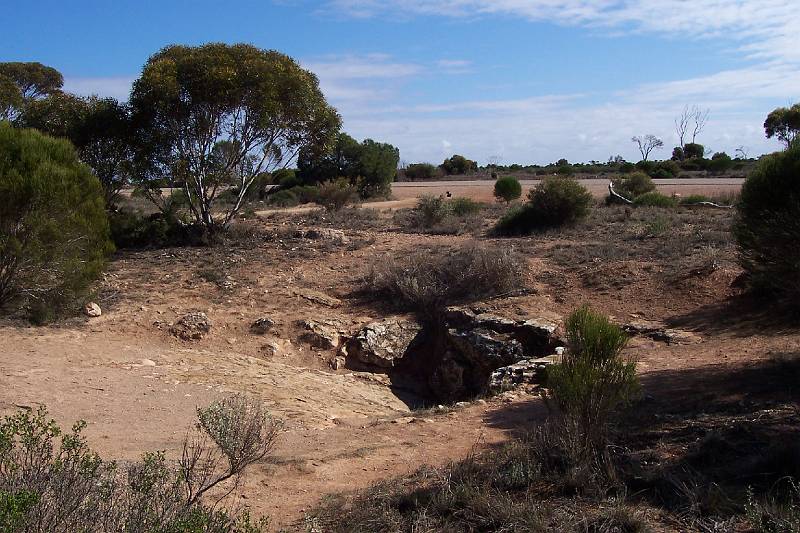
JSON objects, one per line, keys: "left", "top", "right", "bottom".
{"left": 436, "top": 59, "right": 473, "bottom": 74}
{"left": 62, "top": 76, "right": 135, "bottom": 101}
{"left": 328, "top": 0, "right": 800, "bottom": 63}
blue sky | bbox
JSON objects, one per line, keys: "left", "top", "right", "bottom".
{"left": 3, "top": 0, "right": 798, "bottom": 164}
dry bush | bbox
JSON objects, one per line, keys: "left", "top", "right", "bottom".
{"left": 0, "top": 396, "right": 279, "bottom": 532}
{"left": 364, "top": 243, "right": 526, "bottom": 316}
{"left": 395, "top": 195, "right": 484, "bottom": 235}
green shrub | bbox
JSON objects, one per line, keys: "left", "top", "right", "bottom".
{"left": 680, "top": 194, "right": 711, "bottom": 205}
{"left": 267, "top": 189, "right": 299, "bottom": 207}
{"left": 547, "top": 306, "right": 638, "bottom": 451}
{"left": 0, "top": 398, "right": 276, "bottom": 532}
{"left": 734, "top": 143, "right": 800, "bottom": 300}
{"left": 0, "top": 124, "right": 113, "bottom": 320}
{"left": 448, "top": 196, "right": 482, "bottom": 216}
{"left": 414, "top": 194, "right": 449, "bottom": 227}
{"left": 495, "top": 177, "right": 592, "bottom": 235}
{"left": 612, "top": 172, "right": 655, "bottom": 200}
{"left": 494, "top": 176, "right": 522, "bottom": 204}
{"left": 633, "top": 191, "right": 678, "bottom": 207}
{"left": 404, "top": 163, "right": 438, "bottom": 181}
{"left": 316, "top": 178, "right": 358, "bottom": 211}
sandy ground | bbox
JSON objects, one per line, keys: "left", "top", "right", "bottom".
{"left": 5, "top": 182, "right": 796, "bottom": 532}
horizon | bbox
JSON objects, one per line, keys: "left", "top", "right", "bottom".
{"left": 3, "top": 0, "right": 797, "bottom": 165}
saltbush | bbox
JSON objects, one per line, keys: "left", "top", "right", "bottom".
{"left": 495, "top": 177, "right": 592, "bottom": 235}
{"left": 0, "top": 397, "right": 277, "bottom": 532}
{"left": 734, "top": 143, "right": 800, "bottom": 300}
{"left": 364, "top": 244, "right": 525, "bottom": 316}
{"left": 0, "top": 124, "right": 113, "bottom": 321}
{"left": 316, "top": 178, "right": 358, "bottom": 211}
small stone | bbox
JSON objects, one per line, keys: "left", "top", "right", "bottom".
{"left": 170, "top": 312, "right": 212, "bottom": 340}
{"left": 84, "top": 302, "right": 102, "bottom": 317}
{"left": 250, "top": 317, "right": 275, "bottom": 335}
{"left": 140, "top": 359, "right": 156, "bottom": 367}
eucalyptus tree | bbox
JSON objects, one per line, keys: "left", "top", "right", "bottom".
{"left": 129, "top": 43, "right": 341, "bottom": 232}
{"left": 0, "top": 62, "right": 63, "bottom": 122}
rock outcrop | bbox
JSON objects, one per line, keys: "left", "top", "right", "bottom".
{"left": 344, "top": 319, "right": 422, "bottom": 370}
{"left": 170, "top": 312, "right": 212, "bottom": 340}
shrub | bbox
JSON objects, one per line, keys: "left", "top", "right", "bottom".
{"left": 404, "top": 162, "right": 438, "bottom": 181}
{"left": 448, "top": 196, "right": 482, "bottom": 216}
{"left": 364, "top": 244, "right": 526, "bottom": 316}
{"left": 733, "top": 143, "right": 800, "bottom": 300}
{"left": 267, "top": 189, "right": 298, "bottom": 207}
{"left": 493, "top": 176, "right": 522, "bottom": 204}
{"left": 316, "top": 178, "right": 358, "bottom": 211}
{"left": 495, "top": 177, "right": 592, "bottom": 235}
{"left": 633, "top": 191, "right": 678, "bottom": 207}
{"left": 0, "top": 397, "right": 277, "bottom": 532}
{"left": 440, "top": 154, "right": 477, "bottom": 175}
{"left": 546, "top": 306, "right": 638, "bottom": 451}
{"left": 684, "top": 143, "right": 705, "bottom": 159}
{"left": 681, "top": 194, "right": 711, "bottom": 205}
{"left": 746, "top": 478, "right": 800, "bottom": 533}
{"left": 0, "top": 124, "right": 113, "bottom": 320}
{"left": 612, "top": 172, "right": 655, "bottom": 200}
{"left": 413, "top": 194, "right": 449, "bottom": 227}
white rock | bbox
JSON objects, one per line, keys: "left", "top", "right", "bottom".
{"left": 84, "top": 302, "right": 102, "bottom": 317}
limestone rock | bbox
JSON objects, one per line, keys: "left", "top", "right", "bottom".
{"left": 294, "top": 289, "right": 342, "bottom": 308}
{"left": 304, "top": 228, "right": 350, "bottom": 245}
{"left": 84, "top": 302, "right": 102, "bottom": 318}
{"left": 170, "top": 312, "right": 212, "bottom": 340}
{"left": 346, "top": 319, "right": 422, "bottom": 369}
{"left": 623, "top": 319, "right": 702, "bottom": 345}
{"left": 250, "top": 317, "right": 275, "bottom": 335}
{"left": 299, "top": 318, "right": 346, "bottom": 349}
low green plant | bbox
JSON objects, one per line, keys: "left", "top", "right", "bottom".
{"left": 611, "top": 172, "right": 655, "bottom": 200}
{"left": 633, "top": 191, "right": 678, "bottom": 207}
{"left": 546, "top": 306, "right": 638, "bottom": 451}
{"left": 0, "top": 397, "right": 277, "bottom": 532}
{"left": 316, "top": 178, "right": 358, "bottom": 211}
{"left": 495, "top": 177, "right": 592, "bottom": 235}
{"left": 448, "top": 196, "right": 482, "bottom": 216}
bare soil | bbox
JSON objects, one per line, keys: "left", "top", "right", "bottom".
{"left": 4, "top": 180, "right": 798, "bottom": 531}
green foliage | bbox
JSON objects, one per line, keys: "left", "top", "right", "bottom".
{"left": 734, "top": 143, "right": 800, "bottom": 300}
{"left": 547, "top": 306, "right": 638, "bottom": 450}
{"left": 764, "top": 103, "right": 800, "bottom": 147}
{"left": 709, "top": 152, "right": 734, "bottom": 172}
{"left": 684, "top": 142, "right": 705, "bottom": 159}
{"left": 495, "top": 177, "right": 592, "bottom": 235}
{"left": 357, "top": 139, "right": 399, "bottom": 198}
{"left": 21, "top": 94, "right": 134, "bottom": 205}
{"left": 404, "top": 162, "right": 438, "bottom": 181}
{"left": 449, "top": 197, "right": 482, "bottom": 216}
{"left": 633, "top": 191, "right": 678, "bottom": 207}
{"left": 493, "top": 175, "right": 522, "bottom": 204}
{"left": 129, "top": 43, "right": 341, "bottom": 231}
{"left": 672, "top": 146, "right": 685, "bottom": 161}
{"left": 612, "top": 172, "right": 655, "bottom": 200}
{"left": 316, "top": 178, "right": 358, "bottom": 211}
{"left": 109, "top": 210, "right": 206, "bottom": 249}
{"left": 0, "top": 399, "right": 275, "bottom": 532}
{"left": 267, "top": 189, "right": 299, "bottom": 208}
{"left": 440, "top": 154, "right": 477, "bottom": 175}
{"left": 413, "top": 194, "right": 450, "bottom": 227}
{"left": 0, "top": 62, "right": 63, "bottom": 122}
{"left": 0, "top": 124, "right": 113, "bottom": 320}
{"left": 297, "top": 133, "right": 398, "bottom": 198}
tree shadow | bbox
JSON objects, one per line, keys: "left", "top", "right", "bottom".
{"left": 666, "top": 294, "right": 800, "bottom": 337}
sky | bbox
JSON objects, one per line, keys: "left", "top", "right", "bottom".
{"left": 3, "top": 0, "right": 798, "bottom": 165}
